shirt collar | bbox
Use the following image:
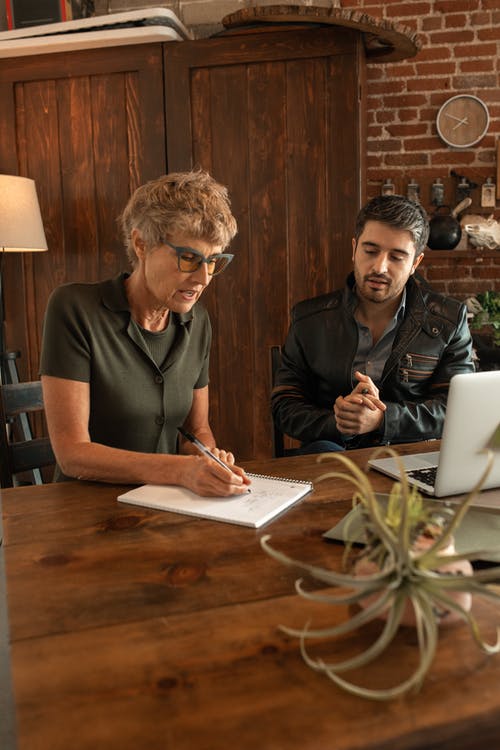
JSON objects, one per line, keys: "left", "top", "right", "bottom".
{"left": 101, "top": 272, "right": 194, "bottom": 325}
{"left": 349, "top": 280, "right": 407, "bottom": 323}
{"left": 396, "top": 287, "right": 407, "bottom": 321}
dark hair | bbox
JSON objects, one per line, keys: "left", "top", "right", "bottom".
{"left": 354, "top": 195, "right": 429, "bottom": 255}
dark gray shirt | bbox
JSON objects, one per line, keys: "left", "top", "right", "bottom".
{"left": 352, "top": 289, "right": 407, "bottom": 386}
{"left": 40, "top": 273, "right": 211, "bottom": 476}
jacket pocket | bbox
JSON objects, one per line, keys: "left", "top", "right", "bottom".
{"left": 399, "top": 351, "right": 439, "bottom": 383}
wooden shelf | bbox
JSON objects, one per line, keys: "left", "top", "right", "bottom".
{"left": 424, "top": 248, "right": 499, "bottom": 259}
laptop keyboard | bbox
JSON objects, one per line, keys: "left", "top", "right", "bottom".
{"left": 407, "top": 466, "right": 438, "bottom": 488}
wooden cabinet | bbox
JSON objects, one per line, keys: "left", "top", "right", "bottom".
{"left": 164, "top": 27, "right": 365, "bottom": 458}
{"left": 0, "top": 26, "right": 365, "bottom": 460}
{"left": 0, "top": 44, "right": 166, "bottom": 380}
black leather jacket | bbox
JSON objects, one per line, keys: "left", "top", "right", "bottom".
{"left": 272, "top": 274, "right": 474, "bottom": 448}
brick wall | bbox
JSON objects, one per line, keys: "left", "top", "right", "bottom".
{"left": 350, "top": 0, "right": 500, "bottom": 298}
{"left": 420, "top": 249, "right": 499, "bottom": 297}
{"left": 357, "top": 0, "right": 499, "bottom": 200}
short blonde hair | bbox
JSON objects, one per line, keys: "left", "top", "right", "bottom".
{"left": 120, "top": 169, "right": 238, "bottom": 267}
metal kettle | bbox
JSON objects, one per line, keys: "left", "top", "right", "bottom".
{"left": 427, "top": 197, "right": 472, "bottom": 250}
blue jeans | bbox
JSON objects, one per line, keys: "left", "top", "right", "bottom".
{"left": 295, "top": 440, "right": 345, "bottom": 455}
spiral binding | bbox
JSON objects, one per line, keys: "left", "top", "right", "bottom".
{"left": 247, "top": 472, "right": 312, "bottom": 485}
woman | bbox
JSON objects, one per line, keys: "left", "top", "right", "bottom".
{"left": 41, "top": 170, "right": 250, "bottom": 496}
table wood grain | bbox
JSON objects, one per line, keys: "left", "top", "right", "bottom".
{"left": 3, "top": 443, "right": 500, "bottom": 750}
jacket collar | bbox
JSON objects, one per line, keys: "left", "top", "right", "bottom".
{"left": 345, "top": 271, "right": 424, "bottom": 320}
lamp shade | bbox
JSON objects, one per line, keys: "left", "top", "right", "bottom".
{"left": 0, "top": 174, "right": 48, "bottom": 252}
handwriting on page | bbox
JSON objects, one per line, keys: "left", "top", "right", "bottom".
{"left": 239, "top": 484, "right": 302, "bottom": 509}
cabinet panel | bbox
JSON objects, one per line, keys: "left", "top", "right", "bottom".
{"left": 164, "top": 27, "right": 365, "bottom": 459}
{"left": 0, "top": 44, "right": 166, "bottom": 381}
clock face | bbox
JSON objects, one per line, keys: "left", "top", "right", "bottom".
{"left": 436, "top": 94, "right": 490, "bottom": 148}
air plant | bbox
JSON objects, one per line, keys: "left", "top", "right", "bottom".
{"left": 261, "top": 441, "right": 500, "bottom": 701}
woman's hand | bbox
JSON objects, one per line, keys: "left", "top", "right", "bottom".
{"left": 184, "top": 455, "right": 251, "bottom": 497}
{"left": 210, "top": 447, "right": 235, "bottom": 465}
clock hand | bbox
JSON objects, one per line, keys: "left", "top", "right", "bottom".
{"left": 445, "top": 112, "right": 467, "bottom": 124}
{"left": 452, "top": 117, "right": 469, "bottom": 130}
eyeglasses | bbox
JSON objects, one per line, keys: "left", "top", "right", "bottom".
{"left": 166, "top": 242, "right": 234, "bottom": 276}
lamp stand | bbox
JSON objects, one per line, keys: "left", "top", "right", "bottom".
{"left": 0, "top": 253, "right": 22, "bottom": 385}
{"left": 0, "top": 254, "right": 42, "bottom": 482}
{"left": 0, "top": 252, "right": 4, "bottom": 383}
{"left": 0, "top": 255, "right": 21, "bottom": 386}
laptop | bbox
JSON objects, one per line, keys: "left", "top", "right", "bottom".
{"left": 323, "top": 493, "right": 500, "bottom": 562}
{"left": 368, "top": 370, "right": 500, "bottom": 498}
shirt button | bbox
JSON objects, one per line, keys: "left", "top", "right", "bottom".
{"left": 155, "top": 375, "right": 163, "bottom": 384}
{"left": 155, "top": 416, "right": 165, "bottom": 426}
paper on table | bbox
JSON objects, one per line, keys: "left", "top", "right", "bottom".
{"left": 118, "top": 473, "right": 312, "bottom": 528}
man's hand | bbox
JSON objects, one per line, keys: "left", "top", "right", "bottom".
{"left": 351, "top": 371, "right": 382, "bottom": 399}
{"left": 334, "top": 372, "right": 386, "bottom": 436}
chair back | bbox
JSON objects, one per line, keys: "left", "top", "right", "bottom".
{"left": 270, "top": 346, "right": 298, "bottom": 458}
{"left": 270, "top": 346, "right": 285, "bottom": 458}
{"left": 0, "top": 381, "right": 55, "bottom": 488}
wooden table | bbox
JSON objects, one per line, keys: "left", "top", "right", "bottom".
{"left": 2, "top": 442, "right": 500, "bottom": 750}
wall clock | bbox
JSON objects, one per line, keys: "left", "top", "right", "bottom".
{"left": 436, "top": 94, "right": 490, "bottom": 148}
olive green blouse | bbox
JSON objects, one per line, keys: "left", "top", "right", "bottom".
{"left": 40, "top": 274, "right": 211, "bottom": 476}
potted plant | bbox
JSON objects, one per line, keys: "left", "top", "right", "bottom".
{"left": 261, "top": 444, "right": 500, "bottom": 700}
{"left": 468, "top": 291, "right": 500, "bottom": 348}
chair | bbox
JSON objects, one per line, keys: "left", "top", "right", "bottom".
{"left": 0, "top": 380, "right": 55, "bottom": 488}
{"left": 270, "top": 345, "right": 297, "bottom": 458}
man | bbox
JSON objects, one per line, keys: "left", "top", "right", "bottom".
{"left": 271, "top": 194, "right": 474, "bottom": 453}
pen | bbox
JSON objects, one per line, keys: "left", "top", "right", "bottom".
{"left": 177, "top": 426, "right": 244, "bottom": 482}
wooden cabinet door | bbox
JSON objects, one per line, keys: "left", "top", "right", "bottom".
{"left": 164, "top": 27, "right": 365, "bottom": 459}
{"left": 0, "top": 44, "right": 166, "bottom": 382}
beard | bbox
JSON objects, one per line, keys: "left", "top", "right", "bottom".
{"left": 354, "top": 271, "right": 399, "bottom": 304}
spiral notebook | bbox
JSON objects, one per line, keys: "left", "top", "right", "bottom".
{"left": 117, "top": 473, "right": 313, "bottom": 528}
